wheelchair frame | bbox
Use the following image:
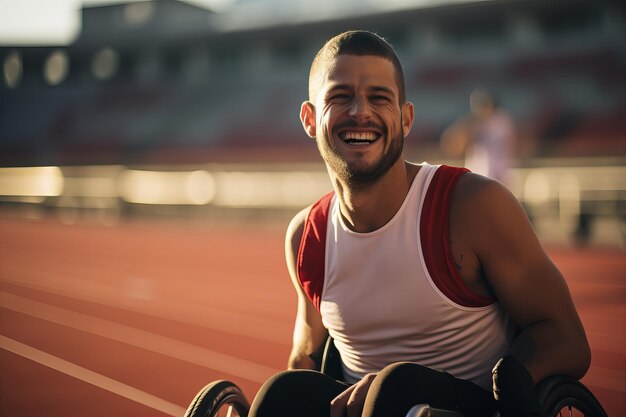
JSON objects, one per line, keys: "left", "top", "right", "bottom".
{"left": 184, "top": 336, "right": 608, "bottom": 417}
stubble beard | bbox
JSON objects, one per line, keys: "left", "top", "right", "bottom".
{"left": 317, "top": 125, "right": 404, "bottom": 188}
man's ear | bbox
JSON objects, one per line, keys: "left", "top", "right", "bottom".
{"left": 300, "top": 101, "right": 317, "bottom": 139}
{"left": 401, "top": 101, "right": 414, "bottom": 138}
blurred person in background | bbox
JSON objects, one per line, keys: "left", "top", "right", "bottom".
{"left": 441, "top": 88, "right": 516, "bottom": 186}
{"left": 248, "top": 30, "right": 589, "bottom": 417}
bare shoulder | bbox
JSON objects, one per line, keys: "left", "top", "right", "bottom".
{"left": 450, "top": 172, "right": 541, "bottom": 275}
{"left": 286, "top": 206, "right": 311, "bottom": 257}
{"left": 451, "top": 172, "right": 529, "bottom": 237}
{"left": 285, "top": 206, "right": 312, "bottom": 284}
{"left": 453, "top": 172, "right": 518, "bottom": 212}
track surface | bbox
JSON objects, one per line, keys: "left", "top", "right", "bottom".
{"left": 0, "top": 216, "right": 623, "bottom": 416}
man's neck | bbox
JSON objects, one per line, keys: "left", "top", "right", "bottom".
{"left": 332, "top": 161, "right": 420, "bottom": 233}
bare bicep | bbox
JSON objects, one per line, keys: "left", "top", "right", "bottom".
{"left": 285, "top": 207, "right": 327, "bottom": 367}
{"left": 469, "top": 180, "right": 581, "bottom": 329}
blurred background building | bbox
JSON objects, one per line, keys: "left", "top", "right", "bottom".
{"left": 1, "top": 0, "right": 625, "bottom": 245}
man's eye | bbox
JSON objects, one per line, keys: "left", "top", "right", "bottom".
{"left": 371, "top": 95, "right": 390, "bottom": 103}
{"left": 330, "top": 94, "right": 350, "bottom": 102}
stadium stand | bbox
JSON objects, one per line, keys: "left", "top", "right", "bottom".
{"left": 0, "top": 0, "right": 624, "bottom": 244}
{"left": 1, "top": 0, "right": 624, "bottom": 166}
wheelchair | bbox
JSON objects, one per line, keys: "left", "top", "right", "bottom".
{"left": 184, "top": 337, "right": 608, "bottom": 417}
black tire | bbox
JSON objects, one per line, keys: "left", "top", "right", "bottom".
{"left": 536, "top": 376, "right": 607, "bottom": 417}
{"left": 184, "top": 380, "right": 250, "bottom": 417}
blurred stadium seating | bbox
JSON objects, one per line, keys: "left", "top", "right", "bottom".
{"left": 0, "top": 0, "right": 624, "bottom": 245}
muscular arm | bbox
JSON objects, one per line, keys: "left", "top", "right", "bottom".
{"left": 456, "top": 174, "right": 590, "bottom": 383}
{"left": 285, "top": 207, "right": 328, "bottom": 370}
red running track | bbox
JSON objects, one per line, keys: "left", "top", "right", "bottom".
{"left": 0, "top": 216, "right": 624, "bottom": 416}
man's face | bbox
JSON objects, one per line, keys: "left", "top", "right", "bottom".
{"left": 302, "top": 55, "right": 412, "bottom": 186}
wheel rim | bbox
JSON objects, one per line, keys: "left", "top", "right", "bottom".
{"left": 550, "top": 397, "right": 595, "bottom": 417}
{"left": 210, "top": 404, "right": 240, "bottom": 417}
{"left": 211, "top": 392, "right": 248, "bottom": 417}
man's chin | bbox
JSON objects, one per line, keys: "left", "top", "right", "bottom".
{"left": 320, "top": 136, "right": 403, "bottom": 186}
{"left": 341, "top": 162, "right": 392, "bottom": 186}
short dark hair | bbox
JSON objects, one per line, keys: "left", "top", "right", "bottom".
{"left": 308, "top": 30, "right": 406, "bottom": 104}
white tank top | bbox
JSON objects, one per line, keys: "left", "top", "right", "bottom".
{"left": 319, "top": 163, "right": 514, "bottom": 389}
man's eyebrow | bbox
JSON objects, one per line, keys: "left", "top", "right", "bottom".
{"left": 325, "top": 84, "right": 396, "bottom": 95}
{"left": 369, "top": 86, "right": 395, "bottom": 95}
{"left": 325, "top": 83, "right": 352, "bottom": 93}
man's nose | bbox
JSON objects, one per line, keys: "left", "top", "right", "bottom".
{"left": 349, "top": 96, "right": 372, "bottom": 120}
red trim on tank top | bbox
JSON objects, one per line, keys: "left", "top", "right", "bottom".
{"left": 420, "top": 165, "right": 495, "bottom": 307}
{"left": 297, "top": 192, "right": 334, "bottom": 312}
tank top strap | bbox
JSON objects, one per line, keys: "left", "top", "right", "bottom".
{"left": 297, "top": 191, "right": 334, "bottom": 312}
{"left": 420, "top": 165, "right": 496, "bottom": 307}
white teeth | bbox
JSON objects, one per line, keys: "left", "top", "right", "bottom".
{"left": 342, "top": 131, "right": 377, "bottom": 141}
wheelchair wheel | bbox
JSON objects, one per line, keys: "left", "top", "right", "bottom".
{"left": 184, "top": 380, "right": 250, "bottom": 417}
{"left": 536, "top": 376, "right": 607, "bottom": 417}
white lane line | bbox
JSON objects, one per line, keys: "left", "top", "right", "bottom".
{"left": 0, "top": 335, "right": 187, "bottom": 417}
{"left": 0, "top": 291, "right": 280, "bottom": 383}
{"left": 0, "top": 264, "right": 292, "bottom": 344}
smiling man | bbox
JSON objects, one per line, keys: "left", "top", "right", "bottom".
{"left": 306, "top": 43, "right": 410, "bottom": 192}
{"left": 248, "top": 30, "right": 590, "bottom": 417}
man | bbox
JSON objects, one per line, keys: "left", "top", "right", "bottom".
{"left": 440, "top": 88, "right": 516, "bottom": 185}
{"left": 249, "top": 30, "right": 589, "bottom": 417}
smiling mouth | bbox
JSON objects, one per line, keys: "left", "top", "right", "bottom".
{"left": 338, "top": 130, "right": 381, "bottom": 145}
